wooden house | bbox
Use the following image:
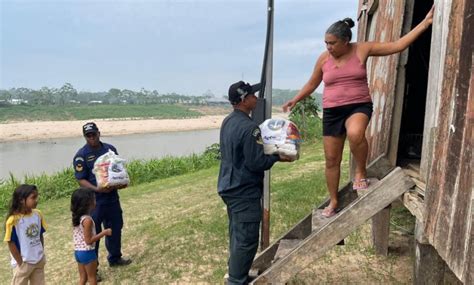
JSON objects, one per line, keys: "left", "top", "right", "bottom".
{"left": 358, "top": 0, "right": 472, "bottom": 283}
{"left": 247, "top": 0, "right": 472, "bottom": 283}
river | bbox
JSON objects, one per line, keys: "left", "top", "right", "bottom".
{"left": 0, "top": 129, "right": 219, "bottom": 180}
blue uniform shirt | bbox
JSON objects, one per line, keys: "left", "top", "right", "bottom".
{"left": 73, "top": 142, "right": 120, "bottom": 205}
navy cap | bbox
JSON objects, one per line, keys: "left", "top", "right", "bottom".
{"left": 82, "top": 122, "right": 99, "bottom": 135}
{"left": 228, "top": 81, "right": 261, "bottom": 105}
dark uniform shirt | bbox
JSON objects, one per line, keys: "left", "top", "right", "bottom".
{"left": 73, "top": 142, "right": 119, "bottom": 205}
{"left": 218, "top": 109, "right": 279, "bottom": 199}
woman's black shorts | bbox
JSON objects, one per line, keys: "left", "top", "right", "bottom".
{"left": 322, "top": 102, "right": 373, "bottom": 136}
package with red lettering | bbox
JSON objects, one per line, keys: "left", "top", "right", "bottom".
{"left": 93, "top": 150, "right": 130, "bottom": 188}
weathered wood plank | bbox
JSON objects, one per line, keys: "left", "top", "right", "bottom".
{"left": 273, "top": 239, "right": 302, "bottom": 261}
{"left": 366, "top": 155, "right": 394, "bottom": 179}
{"left": 387, "top": 0, "right": 415, "bottom": 166}
{"left": 407, "top": 163, "right": 420, "bottom": 173}
{"left": 364, "top": 0, "right": 406, "bottom": 164}
{"left": 312, "top": 209, "right": 334, "bottom": 230}
{"left": 251, "top": 167, "right": 414, "bottom": 284}
{"left": 403, "top": 169, "right": 427, "bottom": 192}
{"left": 414, "top": 220, "right": 446, "bottom": 284}
{"left": 255, "top": 157, "right": 390, "bottom": 273}
{"left": 372, "top": 205, "right": 391, "bottom": 256}
{"left": 251, "top": 182, "right": 354, "bottom": 273}
{"left": 420, "top": 1, "right": 452, "bottom": 180}
{"left": 413, "top": 186, "right": 425, "bottom": 197}
{"left": 403, "top": 168, "right": 420, "bottom": 179}
{"left": 411, "top": 178, "right": 426, "bottom": 192}
{"left": 464, "top": 55, "right": 474, "bottom": 284}
{"left": 423, "top": 0, "right": 473, "bottom": 282}
{"left": 402, "top": 191, "right": 425, "bottom": 223}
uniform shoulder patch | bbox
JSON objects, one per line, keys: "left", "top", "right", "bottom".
{"left": 74, "top": 156, "right": 84, "bottom": 172}
{"left": 75, "top": 163, "right": 83, "bottom": 172}
{"left": 252, "top": 128, "right": 261, "bottom": 137}
{"left": 252, "top": 127, "right": 263, "bottom": 145}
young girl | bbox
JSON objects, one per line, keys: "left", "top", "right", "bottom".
{"left": 71, "top": 187, "right": 111, "bottom": 285}
{"left": 4, "top": 184, "right": 47, "bottom": 285}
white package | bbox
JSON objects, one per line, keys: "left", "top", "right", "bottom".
{"left": 93, "top": 150, "right": 130, "bottom": 188}
{"left": 259, "top": 118, "right": 301, "bottom": 159}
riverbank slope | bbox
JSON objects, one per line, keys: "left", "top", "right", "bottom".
{"left": 0, "top": 116, "right": 225, "bottom": 142}
{"left": 0, "top": 111, "right": 289, "bottom": 143}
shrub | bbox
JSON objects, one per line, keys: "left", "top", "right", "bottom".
{"left": 289, "top": 96, "right": 322, "bottom": 141}
{"left": 0, "top": 150, "right": 220, "bottom": 214}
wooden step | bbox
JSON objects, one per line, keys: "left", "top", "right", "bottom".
{"left": 273, "top": 239, "right": 302, "bottom": 262}
{"left": 250, "top": 167, "right": 414, "bottom": 284}
{"left": 250, "top": 182, "right": 354, "bottom": 274}
{"left": 354, "top": 178, "right": 380, "bottom": 197}
{"left": 311, "top": 179, "right": 379, "bottom": 231}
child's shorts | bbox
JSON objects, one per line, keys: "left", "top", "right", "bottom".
{"left": 74, "top": 250, "right": 97, "bottom": 265}
{"left": 322, "top": 102, "right": 373, "bottom": 136}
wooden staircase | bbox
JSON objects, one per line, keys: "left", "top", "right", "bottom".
{"left": 249, "top": 167, "right": 414, "bottom": 284}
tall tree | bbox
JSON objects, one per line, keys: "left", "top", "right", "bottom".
{"left": 58, "top": 83, "right": 78, "bottom": 104}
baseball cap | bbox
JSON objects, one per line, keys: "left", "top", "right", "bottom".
{"left": 228, "top": 81, "right": 262, "bottom": 105}
{"left": 83, "top": 122, "right": 99, "bottom": 135}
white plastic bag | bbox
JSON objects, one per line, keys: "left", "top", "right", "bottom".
{"left": 259, "top": 118, "right": 301, "bottom": 159}
{"left": 93, "top": 150, "right": 130, "bottom": 188}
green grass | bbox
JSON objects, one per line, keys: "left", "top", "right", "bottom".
{"left": 0, "top": 146, "right": 220, "bottom": 213}
{"left": 0, "top": 141, "right": 414, "bottom": 284}
{"left": 0, "top": 104, "right": 202, "bottom": 122}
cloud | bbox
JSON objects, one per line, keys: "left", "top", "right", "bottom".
{"left": 275, "top": 38, "right": 325, "bottom": 56}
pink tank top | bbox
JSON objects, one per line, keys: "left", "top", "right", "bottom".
{"left": 322, "top": 49, "right": 371, "bottom": 108}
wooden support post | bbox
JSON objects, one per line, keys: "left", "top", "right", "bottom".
{"left": 371, "top": 204, "right": 391, "bottom": 256}
{"left": 413, "top": 220, "right": 445, "bottom": 285}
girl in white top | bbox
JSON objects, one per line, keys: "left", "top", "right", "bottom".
{"left": 4, "top": 184, "right": 47, "bottom": 285}
{"left": 71, "top": 188, "right": 111, "bottom": 285}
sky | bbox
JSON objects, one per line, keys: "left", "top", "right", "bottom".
{"left": 0, "top": 0, "right": 358, "bottom": 96}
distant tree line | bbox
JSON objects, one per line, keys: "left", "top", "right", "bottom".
{"left": 0, "top": 83, "right": 213, "bottom": 106}
{"left": 271, "top": 89, "right": 322, "bottom": 107}
{"left": 0, "top": 83, "right": 321, "bottom": 107}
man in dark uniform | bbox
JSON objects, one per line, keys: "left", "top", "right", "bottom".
{"left": 218, "top": 81, "right": 293, "bottom": 284}
{"left": 73, "top": 122, "right": 132, "bottom": 276}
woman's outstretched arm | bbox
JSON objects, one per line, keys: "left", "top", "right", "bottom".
{"left": 283, "top": 51, "right": 327, "bottom": 112}
{"left": 361, "top": 5, "right": 434, "bottom": 57}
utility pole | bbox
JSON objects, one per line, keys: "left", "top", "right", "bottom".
{"left": 252, "top": 0, "right": 274, "bottom": 250}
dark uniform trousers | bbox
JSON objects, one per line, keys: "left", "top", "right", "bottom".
{"left": 91, "top": 201, "right": 124, "bottom": 263}
{"left": 222, "top": 195, "right": 262, "bottom": 285}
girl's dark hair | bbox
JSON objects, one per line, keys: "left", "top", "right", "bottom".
{"left": 326, "top": 17, "right": 355, "bottom": 42}
{"left": 70, "top": 188, "right": 95, "bottom": 227}
{"left": 6, "top": 184, "right": 38, "bottom": 219}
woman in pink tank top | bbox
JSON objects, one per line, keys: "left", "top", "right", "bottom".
{"left": 283, "top": 7, "right": 434, "bottom": 218}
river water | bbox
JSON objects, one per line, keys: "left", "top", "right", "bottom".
{"left": 0, "top": 129, "right": 220, "bottom": 180}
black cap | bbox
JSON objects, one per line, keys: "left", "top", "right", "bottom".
{"left": 228, "top": 81, "right": 262, "bottom": 105}
{"left": 82, "top": 122, "right": 99, "bottom": 135}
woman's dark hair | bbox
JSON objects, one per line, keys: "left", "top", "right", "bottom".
{"left": 6, "top": 184, "right": 38, "bottom": 220}
{"left": 70, "top": 188, "right": 95, "bottom": 227}
{"left": 326, "top": 17, "right": 355, "bottom": 42}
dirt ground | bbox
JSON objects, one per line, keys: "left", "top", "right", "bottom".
{"left": 290, "top": 223, "right": 415, "bottom": 284}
